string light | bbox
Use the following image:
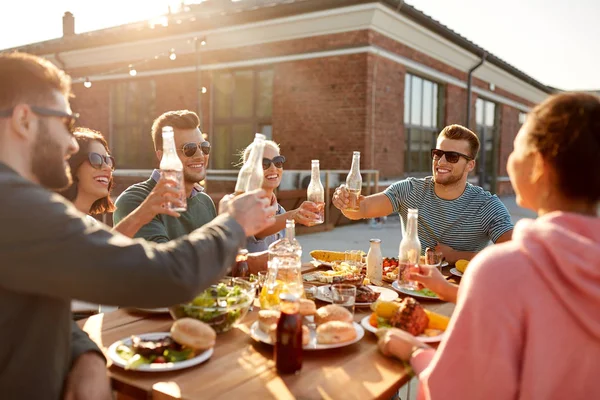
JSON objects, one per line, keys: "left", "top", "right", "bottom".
{"left": 201, "top": 87, "right": 207, "bottom": 94}
{"left": 79, "top": 37, "right": 209, "bottom": 85}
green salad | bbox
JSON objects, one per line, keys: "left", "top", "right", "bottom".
{"left": 173, "top": 283, "right": 252, "bottom": 333}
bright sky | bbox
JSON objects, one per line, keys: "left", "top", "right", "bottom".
{"left": 1, "top": 0, "right": 598, "bottom": 90}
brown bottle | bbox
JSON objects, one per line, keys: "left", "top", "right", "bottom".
{"left": 275, "top": 293, "right": 303, "bottom": 374}
{"left": 231, "top": 249, "right": 249, "bottom": 278}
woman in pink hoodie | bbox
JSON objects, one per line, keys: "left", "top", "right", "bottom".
{"left": 378, "top": 92, "right": 600, "bottom": 400}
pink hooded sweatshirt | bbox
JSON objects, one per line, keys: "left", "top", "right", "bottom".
{"left": 411, "top": 212, "right": 600, "bottom": 399}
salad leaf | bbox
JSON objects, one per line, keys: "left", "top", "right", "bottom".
{"left": 125, "top": 354, "right": 151, "bottom": 370}
{"left": 377, "top": 317, "right": 392, "bottom": 328}
{"left": 164, "top": 348, "right": 193, "bottom": 363}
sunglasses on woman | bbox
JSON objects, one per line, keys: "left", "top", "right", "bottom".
{"left": 262, "top": 155, "right": 286, "bottom": 170}
{"left": 180, "top": 141, "right": 211, "bottom": 157}
{"left": 88, "top": 152, "right": 115, "bottom": 170}
{"left": 431, "top": 149, "right": 473, "bottom": 163}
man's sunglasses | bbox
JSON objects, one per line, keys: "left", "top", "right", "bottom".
{"left": 0, "top": 106, "right": 79, "bottom": 133}
{"left": 262, "top": 155, "right": 286, "bottom": 170}
{"left": 180, "top": 141, "right": 211, "bottom": 157}
{"left": 431, "top": 149, "right": 473, "bottom": 163}
{"left": 88, "top": 152, "right": 115, "bottom": 170}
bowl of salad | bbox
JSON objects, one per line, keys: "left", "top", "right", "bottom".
{"left": 169, "top": 277, "right": 255, "bottom": 333}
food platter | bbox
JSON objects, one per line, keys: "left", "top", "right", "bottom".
{"left": 314, "top": 285, "right": 398, "bottom": 306}
{"left": 107, "top": 332, "right": 213, "bottom": 371}
{"left": 391, "top": 281, "right": 441, "bottom": 300}
{"left": 359, "top": 316, "right": 446, "bottom": 343}
{"left": 249, "top": 321, "right": 364, "bottom": 351}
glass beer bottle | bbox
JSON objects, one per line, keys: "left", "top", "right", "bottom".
{"left": 366, "top": 238, "right": 383, "bottom": 282}
{"left": 274, "top": 293, "right": 303, "bottom": 374}
{"left": 307, "top": 160, "right": 325, "bottom": 225}
{"left": 398, "top": 209, "right": 421, "bottom": 290}
{"left": 345, "top": 151, "right": 362, "bottom": 211}
{"left": 234, "top": 133, "right": 266, "bottom": 194}
{"left": 160, "top": 126, "right": 186, "bottom": 212}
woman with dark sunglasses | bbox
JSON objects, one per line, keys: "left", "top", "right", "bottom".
{"left": 240, "top": 140, "right": 321, "bottom": 252}
{"left": 59, "top": 128, "right": 182, "bottom": 238}
{"left": 378, "top": 92, "right": 600, "bottom": 400}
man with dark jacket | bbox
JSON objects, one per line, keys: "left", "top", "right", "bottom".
{"left": 0, "top": 52, "right": 276, "bottom": 400}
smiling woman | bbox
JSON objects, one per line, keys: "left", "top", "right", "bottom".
{"left": 239, "top": 140, "right": 322, "bottom": 252}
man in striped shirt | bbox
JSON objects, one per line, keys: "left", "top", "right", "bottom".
{"left": 333, "top": 124, "right": 513, "bottom": 265}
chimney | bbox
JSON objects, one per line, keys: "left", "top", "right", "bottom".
{"left": 63, "top": 12, "right": 75, "bottom": 37}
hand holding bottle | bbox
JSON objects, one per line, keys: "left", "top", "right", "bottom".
{"left": 226, "top": 189, "right": 277, "bottom": 236}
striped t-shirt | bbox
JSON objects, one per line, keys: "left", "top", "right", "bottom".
{"left": 383, "top": 177, "right": 513, "bottom": 253}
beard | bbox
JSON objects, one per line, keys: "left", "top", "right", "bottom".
{"left": 31, "top": 120, "right": 72, "bottom": 190}
{"left": 433, "top": 166, "right": 466, "bottom": 186}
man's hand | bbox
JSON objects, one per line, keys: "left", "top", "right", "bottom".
{"left": 226, "top": 189, "right": 277, "bottom": 236}
{"left": 63, "top": 352, "right": 111, "bottom": 400}
{"left": 332, "top": 185, "right": 349, "bottom": 210}
{"left": 135, "top": 178, "right": 182, "bottom": 224}
{"left": 377, "top": 328, "right": 429, "bottom": 361}
{"left": 435, "top": 243, "right": 458, "bottom": 263}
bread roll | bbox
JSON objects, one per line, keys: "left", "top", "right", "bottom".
{"left": 268, "top": 324, "right": 310, "bottom": 346}
{"left": 258, "top": 310, "right": 281, "bottom": 332}
{"left": 170, "top": 318, "right": 216, "bottom": 350}
{"left": 316, "top": 321, "right": 357, "bottom": 344}
{"left": 299, "top": 299, "right": 317, "bottom": 316}
{"left": 315, "top": 304, "right": 353, "bottom": 325}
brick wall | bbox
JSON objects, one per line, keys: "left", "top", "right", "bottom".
{"left": 272, "top": 53, "right": 368, "bottom": 171}
{"left": 366, "top": 54, "right": 406, "bottom": 179}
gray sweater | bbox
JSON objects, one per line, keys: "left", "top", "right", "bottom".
{"left": 0, "top": 163, "right": 245, "bottom": 399}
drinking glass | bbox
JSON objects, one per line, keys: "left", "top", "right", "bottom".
{"left": 257, "top": 271, "right": 268, "bottom": 296}
{"left": 425, "top": 251, "right": 444, "bottom": 272}
{"left": 331, "top": 284, "right": 357, "bottom": 315}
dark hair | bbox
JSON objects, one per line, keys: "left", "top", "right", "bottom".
{"left": 58, "top": 128, "right": 116, "bottom": 215}
{"left": 438, "top": 124, "right": 480, "bottom": 159}
{"left": 151, "top": 110, "right": 200, "bottom": 151}
{"left": 0, "top": 52, "right": 71, "bottom": 110}
{"left": 527, "top": 92, "right": 600, "bottom": 203}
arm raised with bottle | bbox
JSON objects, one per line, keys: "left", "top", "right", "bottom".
{"left": 332, "top": 186, "right": 394, "bottom": 220}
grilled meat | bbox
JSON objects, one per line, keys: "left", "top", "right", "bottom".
{"left": 130, "top": 335, "right": 179, "bottom": 357}
{"left": 389, "top": 297, "right": 429, "bottom": 336}
{"left": 355, "top": 285, "right": 381, "bottom": 303}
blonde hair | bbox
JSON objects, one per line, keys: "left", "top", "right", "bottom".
{"left": 238, "top": 140, "right": 280, "bottom": 165}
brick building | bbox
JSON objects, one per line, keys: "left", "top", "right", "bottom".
{"left": 6, "top": 0, "right": 553, "bottom": 195}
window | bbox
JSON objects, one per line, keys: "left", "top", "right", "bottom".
{"left": 212, "top": 68, "right": 274, "bottom": 169}
{"left": 404, "top": 73, "right": 443, "bottom": 174}
{"left": 475, "top": 98, "right": 499, "bottom": 189}
{"left": 110, "top": 80, "right": 156, "bottom": 169}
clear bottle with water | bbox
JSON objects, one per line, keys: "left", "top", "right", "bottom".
{"left": 345, "top": 151, "right": 362, "bottom": 211}
{"left": 159, "top": 126, "right": 186, "bottom": 212}
{"left": 398, "top": 209, "right": 421, "bottom": 290}
{"left": 235, "top": 133, "right": 266, "bottom": 194}
{"left": 307, "top": 160, "right": 325, "bottom": 225}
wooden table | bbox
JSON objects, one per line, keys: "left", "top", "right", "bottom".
{"left": 78, "top": 269, "right": 455, "bottom": 400}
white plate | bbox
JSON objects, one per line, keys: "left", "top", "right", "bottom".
{"left": 391, "top": 281, "right": 441, "bottom": 300}
{"left": 360, "top": 316, "right": 445, "bottom": 343}
{"left": 315, "top": 285, "right": 398, "bottom": 306}
{"left": 107, "top": 332, "right": 213, "bottom": 371}
{"left": 131, "top": 308, "right": 171, "bottom": 314}
{"left": 449, "top": 268, "right": 463, "bottom": 277}
{"left": 249, "top": 321, "right": 364, "bottom": 350}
